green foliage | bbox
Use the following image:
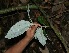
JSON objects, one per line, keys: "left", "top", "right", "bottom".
{"left": 37, "top": 16, "right": 50, "bottom": 26}
{"left": 37, "top": 16, "right": 49, "bottom": 37}
{"left": 43, "top": 29, "right": 47, "bottom": 37}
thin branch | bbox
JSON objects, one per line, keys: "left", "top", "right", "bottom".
{"left": 0, "top": 5, "right": 38, "bottom": 14}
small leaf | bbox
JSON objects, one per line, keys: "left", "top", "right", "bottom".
{"left": 37, "top": 16, "right": 50, "bottom": 26}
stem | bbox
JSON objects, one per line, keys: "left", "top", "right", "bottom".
{"left": 0, "top": 5, "right": 38, "bottom": 14}
{"left": 41, "top": 26, "right": 49, "bottom": 28}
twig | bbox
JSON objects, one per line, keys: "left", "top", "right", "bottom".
{"left": 41, "top": 26, "right": 49, "bottom": 28}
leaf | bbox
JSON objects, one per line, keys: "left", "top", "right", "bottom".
{"left": 5, "top": 20, "right": 47, "bottom": 46}
{"left": 37, "top": 16, "right": 50, "bottom": 26}
{"left": 5, "top": 20, "right": 32, "bottom": 39}
{"left": 34, "top": 27, "right": 47, "bottom": 46}
{"left": 43, "top": 29, "right": 47, "bottom": 37}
